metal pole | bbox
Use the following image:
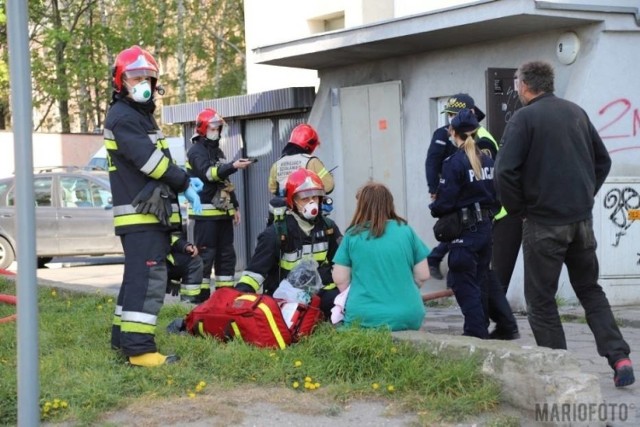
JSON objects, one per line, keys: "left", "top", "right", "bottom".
{"left": 7, "top": 0, "right": 40, "bottom": 425}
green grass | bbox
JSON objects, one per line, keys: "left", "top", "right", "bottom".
{"left": 0, "top": 278, "right": 500, "bottom": 425}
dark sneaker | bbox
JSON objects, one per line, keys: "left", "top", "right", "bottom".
{"left": 166, "top": 318, "right": 186, "bottom": 335}
{"left": 429, "top": 265, "right": 444, "bottom": 280}
{"left": 614, "top": 359, "right": 635, "bottom": 388}
{"left": 488, "top": 328, "right": 520, "bottom": 340}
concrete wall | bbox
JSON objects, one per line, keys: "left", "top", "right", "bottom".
{"left": 0, "top": 132, "right": 103, "bottom": 178}
{"left": 311, "top": 20, "right": 640, "bottom": 308}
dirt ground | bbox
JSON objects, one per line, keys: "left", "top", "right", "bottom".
{"left": 99, "top": 386, "right": 423, "bottom": 427}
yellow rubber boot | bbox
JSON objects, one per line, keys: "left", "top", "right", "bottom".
{"left": 128, "top": 352, "right": 179, "bottom": 367}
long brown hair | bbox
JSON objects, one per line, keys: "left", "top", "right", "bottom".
{"left": 451, "top": 128, "right": 483, "bottom": 179}
{"left": 347, "top": 182, "right": 407, "bottom": 238}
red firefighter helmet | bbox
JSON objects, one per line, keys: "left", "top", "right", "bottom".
{"left": 288, "top": 124, "right": 320, "bottom": 153}
{"left": 285, "top": 168, "right": 325, "bottom": 208}
{"left": 112, "top": 45, "right": 159, "bottom": 92}
{"left": 195, "top": 108, "right": 225, "bottom": 137}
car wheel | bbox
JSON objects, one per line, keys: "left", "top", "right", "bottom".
{"left": 37, "top": 257, "right": 53, "bottom": 269}
{"left": 0, "top": 236, "right": 16, "bottom": 270}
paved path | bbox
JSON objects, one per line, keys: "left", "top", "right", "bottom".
{"left": 425, "top": 303, "right": 640, "bottom": 426}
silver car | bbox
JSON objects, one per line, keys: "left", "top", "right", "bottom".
{"left": 0, "top": 167, "right": 123, "bottom": 269}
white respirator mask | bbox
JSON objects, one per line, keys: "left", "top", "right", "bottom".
{"left": 298, "top": 200, "right": 319, "bottom": 220}
{"left": 206, "top": 128, "right": 221, "bottom": 141}
{"left": 127, "top": 80, "right": 152, "bottom": 103}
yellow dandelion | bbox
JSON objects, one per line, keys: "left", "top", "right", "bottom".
{"left": 308, "top": 384, "right": 316, "bottom": 390}
{"left": 304, "top": 376, "right": 312, "bottom": 383}
{"left": 167, "top": 379, "right": 174, "bottom": 385}
{"left": 44, "top": 402, "right": 52, "bottom": 408}
{"left": 52, "top": 402, "right": 59, "bottom": 409}
{"left": 61, "top": 401, "right": 68, "bottom": 408}
{"left": 195, "top": 385, "right": 203, "bottom": 392}
{"left": 43, "top": 406, "right": 50, "bottom": 413}
{"left": 387, "top": 385, "right": 395, "bottom": 392}
{"left": 107, "top": 298, "right": 113, "bottom": 303}
{"left": 292, "top": 381, "right": 300, "bottom": 389}
{"left": 294, "top": 360, "right": 302, "bottom": 367}
{"left": 188, "top": 392, "right": 196, "bottom": 398}
{"left": 97, "top": 305, "right": 103, "bottom": 310}
{"left": 372, "top": 383, "right": 380, "bottom": 390}
{"left": 314, "top": 382, "right": 320, "bottom": 388}
{"left": 198, "top": 381, "right": 206, "bottom": 388}
{"left": 51, "top": 290, "right": 57, "bottom": 297}
{"left": 304, "top": 382, "right": 311, "bottom": 389}
{"left": 53, "top": 399, "right": 60, "bottom": 404}
{"left": 391, "top": 347, "right": 397, "bottom": 353}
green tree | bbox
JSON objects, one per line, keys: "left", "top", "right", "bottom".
{"left": 4, "top": 0, "right": 246, "bottom": 134}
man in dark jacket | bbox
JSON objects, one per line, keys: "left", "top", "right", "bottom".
{"left": 495, "top": 60, "right": 634, "bottom": 388}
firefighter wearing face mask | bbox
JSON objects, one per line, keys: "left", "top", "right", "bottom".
{"left": 187, "top": 108, "right": 254, "bottom": 301}
{"left": 236, "top": 168, "right": 342, "bottom": 318}
{"left": 105, "top": 45, "right": 201, "bottom": 367}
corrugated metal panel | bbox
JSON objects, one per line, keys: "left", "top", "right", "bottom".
{"left": 243, "top": 116, "right": 308, "bottom": 257}
{"left": 162, "top": 87, "right": 315, "bottom": 125}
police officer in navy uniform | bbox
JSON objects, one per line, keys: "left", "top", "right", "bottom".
{"left": 236, "top": 168, "right": 342, "bottom": 318}
{"left": 429, "top": 109, "right": 501, "bottom": 339}
{"left": 187, "top": 108, "right": 254, "bottom": 301}
{"left": 425, "top": 94, "right": 498, "bottom": 280}
{"left": 105, "top": 45, "right": 201, "bottom": 367}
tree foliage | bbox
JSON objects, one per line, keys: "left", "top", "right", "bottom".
{"left": 0, "top": 0, "right": 246, "bottom": 133}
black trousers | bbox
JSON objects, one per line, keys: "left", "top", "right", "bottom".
{"left": 491, "top": 214, "right": 522, "bottom": 292}
{"left": 168, "top": 251, "right": 203, "bottom": 286}
{"left": 522, "top": 218, "right": 630, "bottom": 368}
{"left": 112, "top": 230, "right": 170, "bottom": 356}
{"left": 427, "top": 241, "right": 449, "bottom": 266}
{"left": 193, "top": 219, "right": 236, "bottom": 287}
{"left": 448, "top": 221, "right": 492, "bottom": 339}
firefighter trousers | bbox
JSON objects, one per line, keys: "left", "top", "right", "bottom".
{"left": 193, "top": 219, "right": 236, "bottom": 288}
{"left": 168, "top": 251, "right": 204, "bottom": 298}
{"left": 112, "top": 230, "right": 170, "bottom": 356}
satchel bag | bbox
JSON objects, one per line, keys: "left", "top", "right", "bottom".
{"left": 433, "top": 211, "right": 463, "bottom": 242}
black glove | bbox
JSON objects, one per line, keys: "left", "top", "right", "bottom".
{"left": 132, "top": 181, "right": 175, "bottom": 227}
{"left": 234, "top": 283, "right": 256, "bottom": 293}
{"left": 166, "top": 280, "right": 180, "bottom": 296}
{"left": 131, "top": 181, "right": 158, "bottom": 215}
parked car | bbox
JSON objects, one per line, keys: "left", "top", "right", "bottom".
{"left": 0, "top": 167, "right": 123, "bottom": 269}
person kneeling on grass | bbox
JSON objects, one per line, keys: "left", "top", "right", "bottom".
{"left": 331, "top": 182, "right": 430, "bottom": 331}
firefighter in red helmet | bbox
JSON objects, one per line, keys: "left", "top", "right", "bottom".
{"left": 105, "top": 45, "right": 202, "bottom": 367}
{"left": 269, "top": 123, "right": 334, "bottom": 197}
{"left": 186, "top": 108, "right": 254, "bottom": 302}
{"left": 236, "top": 168, "right": 342, "bottom": 318}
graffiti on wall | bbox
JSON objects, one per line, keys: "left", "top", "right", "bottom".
{"left": 597, "top": 98, "right": 640, "bottom": 153}
{"left": 603, "top": 186, "right": 640, "bottom": 247}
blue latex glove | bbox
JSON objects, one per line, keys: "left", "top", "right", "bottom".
{"left": 183, "top": 185, "right": 202, "bottom": 214}
{"left": 189, "top": 177, "right": 204, "bottom": 193}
